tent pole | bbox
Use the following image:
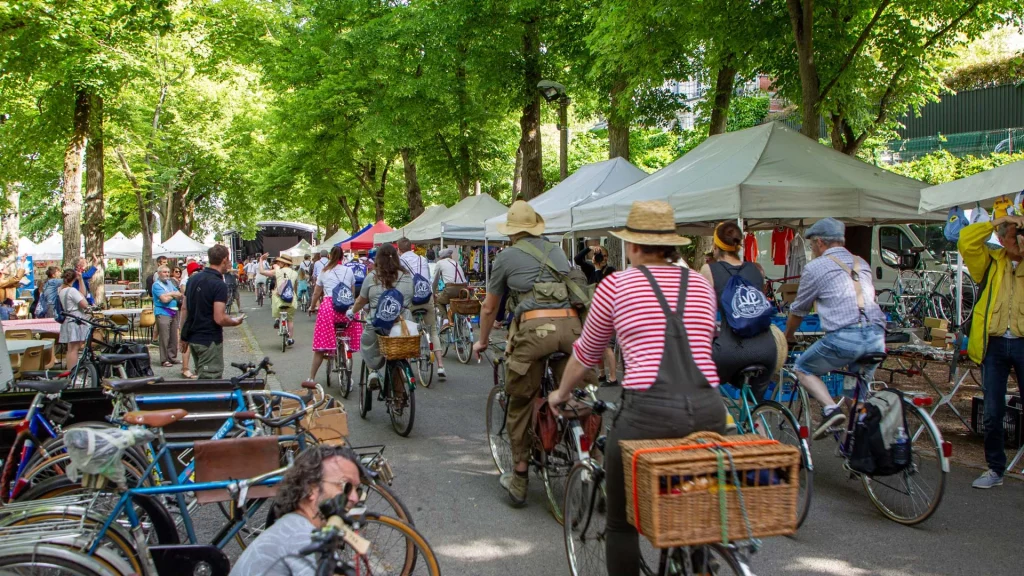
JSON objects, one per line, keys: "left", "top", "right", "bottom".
{"left": 484, "top": 237, "right": 489, "bottom": 290}
{"left": 621, "top": 238, "right": 626, "bottom": 270}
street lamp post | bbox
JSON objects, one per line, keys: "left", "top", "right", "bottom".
{"left": 538, "top": 80, "right": 569, "bottom": 181}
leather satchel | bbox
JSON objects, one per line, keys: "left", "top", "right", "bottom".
{"left": 193, "top": 436, "right": 280, "bottom": 504}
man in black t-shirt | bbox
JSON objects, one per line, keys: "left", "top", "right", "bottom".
{"left": 179, "top": 245, "right": 245, "bottom": 379}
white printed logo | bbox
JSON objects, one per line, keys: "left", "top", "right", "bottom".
{"left": 731, "top": 285, "right": 770, "bottom": 318}
{"left": 378, "top": 295, "right": 401, "bottom": 321}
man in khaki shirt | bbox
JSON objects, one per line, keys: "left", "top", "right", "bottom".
{"left": 958, "top": 214, "right": 1024, "bottom": 488}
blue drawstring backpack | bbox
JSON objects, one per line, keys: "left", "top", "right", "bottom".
{"left": 278, "top": 278, "right": 294, "bottom": 304}
{"left": 332, "top": 282, "right": 355, "bottom": 315}
{"left": 944, "top": 206, "right": 968, "bottom": 242}
{"left": 346, "top": 261, "right": 368, "bottom": 295}
{"left": 720, "top": 272, "right": 773, "bottom": 338}
{"left": 373, "top": 288, "right": 404, "bottom": 332}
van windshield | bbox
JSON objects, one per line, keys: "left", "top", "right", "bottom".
{"left": 909, "top": 224, "right": 953, "bottom": 258}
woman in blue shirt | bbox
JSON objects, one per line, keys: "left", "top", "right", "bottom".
{"left": 35, "top": 266, "right": 63, "bottom": 319}
{"left": 152, "top": 265, "right": 183, "bottom": 367}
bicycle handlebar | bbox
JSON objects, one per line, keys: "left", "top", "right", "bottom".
{"left": 235, "top": 396, "right": 330, "bottom": 429}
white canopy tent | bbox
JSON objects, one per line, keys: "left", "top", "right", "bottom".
{"left": 374, "top": 205, "right": 448, "bottom": 244}
{"left": 919, "top": 159, "right": 1024, "bottom": 213}
{"left": 571, "top": 122, "right": 940, "bottom": 234}
{"left": 406, "top": 194, "right": 508, "bottom": 243}
{"left": 281, "top": 238, "right": 314, "bottom": 258}
{"left": 30, "top": 233, "right": 78, "bottom": 261}
{"left": 153, "top": 230, "right": 209, "bottom": 258}
{"left": 312, "top": 228, "right": 351, "bottom": 254}
{"left": 482, "top": 157, "right": 649, "bottom": 239}
{"left": 18, "top": 237, "right": 37, "bottom": 255}
{"left": 104, "top": 232, "right": 144, "bottom": 259}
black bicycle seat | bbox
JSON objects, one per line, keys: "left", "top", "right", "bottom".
{"left": 739, "top": 365, "right": 769, "bottom": 381}
{"left": 96, "top": 353, "right": 149, "bottom": 364}
{"left": 14, "top": 380, "right": 70, "bottom": 394}
{"left": 547, "top": 352, "right": 567, "bottom": 362}
{"left": 103, "top": 376, "right": 165, "bottom": 392}
{"left": 857, "top": 352, "right": 888, "bottom": 366}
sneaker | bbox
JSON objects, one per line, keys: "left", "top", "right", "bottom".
{"left": 437, "top": 367, "right": 446, "bottom": 380}
{"left": 972, "top": 469, "right": 1003, "bottom": 489}
{"left": 500, "top": 471, "right": 528, "bottom": 508}
{"left": 287, "top": 338, "right": 295, "bottom": 347}
{"left": 368, "top": 370, "right": 381, "bottom": 391}
{"left": 813, "top": 403, "right": 848, "bottom": 440}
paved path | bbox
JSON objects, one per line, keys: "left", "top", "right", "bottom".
{"left": 230, "top": 290, "right": 1021, "bottom": 576}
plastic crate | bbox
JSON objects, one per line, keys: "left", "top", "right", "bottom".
{"left": 971, "top": 396, "right": 1022, "bottom": 448}
{"left": 768, "top": 314, "right": 821, "bottom": 333}
{"left": 719, "top": 384, "right": 742, "bottom": 400}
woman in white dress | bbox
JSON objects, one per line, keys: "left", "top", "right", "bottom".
{"left": 57, "top": 269, "right": 92, "bottom": 369}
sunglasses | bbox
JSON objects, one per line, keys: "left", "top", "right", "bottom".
{"left": 321, "top": 479, "right": 357, "bottom": 499}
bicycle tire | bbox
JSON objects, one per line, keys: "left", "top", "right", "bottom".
{"left": 751, "top": 401, "right": 813, "bottom": 529}
{"left": 388, "top": 362, "right": 415, "bottom": 437}
{"left": 70, "top": 360, "right": 100, "bottom": 389}
{"left": 346, "top": 514, "right": 441, "bottom": 576}
{"left": 774, "top": 372, "right": 813, "bottom": 440}
{"left": 325, "top": 355, "right": 335, "bottom": 388}
{"left": 341, "top": 350, "right": 353, "bottom": 399}
{"left": 564, "top": 462, "right": 606, "bottom": 576}
{"left": 875, "top": 288, "right": 900, "bottom": 326}
{"left": 439, "top": 325, "right": 452, "bottom": 358}
{"left": 660, "top": 544, "right": 746, "bottom": 576}
{"left": 358, "top": 362, "right": 370, "bottom": 418}
{"left": 0, "top": 509, "right": 145, "bottom": 575}
{"left": 541, "top": 431, "right": 576, "bottom": 526}
{"left": 417, "top": 332, "right": 434, "bottom": 388}
{"left": 455, "top": 316, "right": 472, "bottom": 364}
{"left": 485, "top": 382, "right": 513, "bottom": 475}
{"left": 861, "top": 401, "right": 946, "bottom": 525}
{"left": 0, "top": 544, "right": 127, "bottom": 576}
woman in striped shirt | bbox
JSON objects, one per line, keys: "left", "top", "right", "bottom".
{"left": 548, "top": 201, "right": 726, "bottom": 575}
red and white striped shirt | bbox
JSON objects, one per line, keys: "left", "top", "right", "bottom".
{"left": 573, "top": 266, "right": 719, "bottom": 391}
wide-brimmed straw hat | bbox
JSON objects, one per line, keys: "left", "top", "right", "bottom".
{"left": 274, "top": 254, "right": 293, "bottom": 267}
{"left": 497, "top": 200, "right": 545, "bottom": 236}
{"left": 610, "top": 201, "right": 691, "bottom": 246}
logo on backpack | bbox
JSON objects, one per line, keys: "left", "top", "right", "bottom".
{"left": 332, "top": 282, "right": 355, "bottom": 315}
{"left": 277, "top": 278, "right": 294, "bottom": 304}
{"left": 372, "top": 288, "right": 404, "bottom": 332}
{"left": 719, "top": 269, "right": 773, "bottom": 338}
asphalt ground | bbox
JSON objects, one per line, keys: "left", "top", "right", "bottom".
{"left": 181, "top": 288, "right": 1023, "bottom": 575}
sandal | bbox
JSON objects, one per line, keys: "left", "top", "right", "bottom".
{"left": 181, "top": 370, "right": 198, "bottom": 380}
{"left": 161, "top": 361, "right": 174, "bottom": 368}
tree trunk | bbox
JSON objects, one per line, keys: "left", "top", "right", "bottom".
{"left": 339, "top": 195, "right": 360, "bottom": 233}
{"left": 691, "top": 236, "right": 713, "bottom": 270}
{"left": 61, "top": 89, "right": 90, "bottom": 268}
{"left": 608, "top": 79, "right": 630, "bottom": 160}
{"left": 518, "top": 15, "right": 544, "bottom": 200}
{"left": 708, "top": 61, "right": 737, "bottom": 136}
{"left": 401, "top": 148, "right": 424, "bottom": 220}
{"left": 83, "top": 93, "right": 104, "bottom": 258}
{"left": 512, "top": 145, "right": 523, "bottom": 200}
{"left": 0, "top": 183, "right": 19, "bottom": 263}
{"left": 786, "top": 0, "right": 820, "bottom": 141}
{"left": 374, "top": 160, "right": 390, "bottom": 223}
{"left": 114, "top": 147, "right": 154, "bottom": 283}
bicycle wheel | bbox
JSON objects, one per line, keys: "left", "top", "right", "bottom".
{"left": 0, "top": 544, "right": 125, "bottom": 576}
{"left": 775, "top": 371, "right": 812, "bottom": 437}
{"left": 387, "top": 363, "right": 415, "bottom": 437}
{"left": 71, "top": 361, "right": 99, "bottom": 389}
{"left": 541, "top": 429, "right": 576, "bottom": 525}
{"left": 417, "top": 333, "right": 434, "bottom": 389}
{"left": 325, "top": 354, "right": 335, "bottom": 388}
{"left": 751, "top": 401, "right": 813, "bottom": 528}
{"left": 657, "top": 544, "right": 745, "bottom": 576}
{"left": 861, "top": 401, "right": 946, "bottom": 525}
{"left": 345, "top": 514, "right": 441, "bottom": 576}
{"left": 485, "top": 380, "right": 513, "bottom": 475}
{"left": 358, "top": 362, "right": 370, "bottom": 418}
{"left": 340, "top": 350, "right": 354, "bottom": 399}
{"left": 455, "top": 316, "right": 472, "bottom": 364}
{"left": 876, "top": 289, "right": 900, "bottom": 326}
{"left": 439, "top": 324, "right": 452, "bottom": 358}
{"left": 365, "top": 481, "right": 414, "bottom": 525}
{"left": 564, "top": 462, "right": 607, "bottom": 576}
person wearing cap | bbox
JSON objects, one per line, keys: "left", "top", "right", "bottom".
{"left": 260, "top": 253, "right": 299, "bottom": 346}
{"left": 471, "top": 200, "right": 587, "bottom": 508}
{"left": 784, "top": 217, "right": 887, "bottom": 439}
{"left": 432, "top": 248, "right": 468, "bottom": 323}
{"left": 546, "top": 200, "right": 725, "bottom": 575}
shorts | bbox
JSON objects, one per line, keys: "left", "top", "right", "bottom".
{"left": 793, "top": 324, "right": 885, "bottom": 381}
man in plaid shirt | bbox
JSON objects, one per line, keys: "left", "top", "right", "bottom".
{"left": 785, "top": 218, "right": 887, "bottom": 439}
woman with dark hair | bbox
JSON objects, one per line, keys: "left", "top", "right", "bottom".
{"left": 35, "top": 266, "right": 62, "bottom": 319}
{"left": 700, "top": 221, "right": 783, "bottom": 399}
{"left": 350, "top": 243, "right": 414, "bottom": 389}
{"left": 547, "top": 200, "right": 725, "bottom": 575}
{"left": 306, "top": 246, "right": 355, "bottom": 385}
{"left": 58, "top": 269, "right": 92, "bottom": 369}
{"left": 575, "top": 244, "right": 619, "bottom": 383}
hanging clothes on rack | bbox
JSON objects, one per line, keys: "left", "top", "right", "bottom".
{"left": 786, "top": 233, "right": 807, "bottom": 278}
{"left": 771, "top": 227, "right": 794, "bottom": 266}
{"left": 744, "top": 232, "right": 759, "bottom": 263}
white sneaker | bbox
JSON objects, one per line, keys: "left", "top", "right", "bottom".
{"left": 368, "top": 370, "right": 381, "bottom": 390}
{"left": 437, "top": 367, "right": 446, "bottom": 380}
{"left": 971, "top": 469, "right": 1003, "bottom": 489}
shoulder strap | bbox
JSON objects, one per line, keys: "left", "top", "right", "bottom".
{"left": 826, "top": 254, "right": 866, "bottom": 314}
{"left": 514, "top": 240, "right": 589, "bottom": 303}
{"left": 637, "top": 266, "right": 676, "bottom": 318}
{"left": 452, "top": 260, "right": 465, "bottom": 283}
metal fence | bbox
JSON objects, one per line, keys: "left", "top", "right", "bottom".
{"left": 886, "top": 127, "right": 1024, "bottom": 163}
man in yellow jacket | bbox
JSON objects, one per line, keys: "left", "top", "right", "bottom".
{"left": 959, "top": 214, "right": 1024, "bottom": 488}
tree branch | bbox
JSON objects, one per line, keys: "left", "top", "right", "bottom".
{"left": 114, "top": 148, "right": 140, "bottom": 190}
{"left": 819, "top": 0, "right": 892, "bottom": 102}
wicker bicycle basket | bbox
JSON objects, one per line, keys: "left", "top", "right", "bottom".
{"left": 449, "top": 288, "right": 481, "bottom": 316}
{"left": 378, "top": 319, "right": 421, "bottom": 360}
{"left": 621, "top": 431, "right": 800, "bottom": 548}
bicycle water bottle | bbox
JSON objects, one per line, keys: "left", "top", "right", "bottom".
{"left": 892, "top": 426, "right": 910, "bottom": 467}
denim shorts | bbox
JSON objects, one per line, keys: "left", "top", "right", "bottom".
{"left": 794, "top": 324, "right": 885, "bottom": 378}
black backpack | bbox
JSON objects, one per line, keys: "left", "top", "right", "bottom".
{"left": 848, "top": 389, "right": 911, "bottom": 477}
{"left": 112, "top": 342, "right": 155, "bottom": 378}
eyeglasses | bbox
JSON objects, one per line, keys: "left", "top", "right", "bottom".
{"left": 321, "top": 479, "right": 356, "bottom": 498}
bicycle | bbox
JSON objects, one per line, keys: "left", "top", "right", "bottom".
{"left": 763, "top": 274, "right": 801, "bottom": 315}
{"left": 562, "top": 393, "right": 750, "bottom": 576}
{"left": 412, "top": 308, "right": 435, "bottom": 388}
{"left": 356, "top": 322, "right": 417, "bottom": 437}
{"left": 439, "top": 309, "right": 473, "bottom": 364}
{"left": 278, "top": 307, "right": 292, "bottom": 352}
{"left": 326, "top": 320, "right": 355, "bottom": 397}
{"left": 297, "top": 289, "right": 311, "bottom": 313}
{"left": 297, "top": 494, "right": 441, "bottom": 576}
{"left": 483, "top": 340, "right": 511, "bottom": 475}
{"left": 19, "top": 315, "right": 137, "bottom": 389}
{"left": 719, "top": 365, "right": 813, "bottom": 528}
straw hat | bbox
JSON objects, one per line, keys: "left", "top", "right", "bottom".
{"left": 609, "top": 201, "right": 691, "bottom": 246}
{"left": 274, "top": 254, "right": 293, "bottom": 267}
{"left": 497, "top": 200, "right": 545, "bottom": 236}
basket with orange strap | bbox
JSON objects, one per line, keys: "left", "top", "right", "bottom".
{"left": 378, "top": 319, "right": 421, "bottom": 360}
{"left": 449, "top": 288, "right": 481, "bottom": 316}
{"left": 621, "top": 431, "right": 800, "bottom": 548}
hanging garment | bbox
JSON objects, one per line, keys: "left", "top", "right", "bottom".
{"left": 744, "top": 233, "right": 759, "bottom": 263}
{"left": 786, "top": 234, "right": 807, "bottom": 278}
{"left": 771, "top": 227, "right": 795, "bottom": 266}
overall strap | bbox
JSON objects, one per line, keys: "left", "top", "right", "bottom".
{"left": 826, "top": 254, "right": 866, "bottom": 315}
{"left": 637, "top": 266, "right": 676, "bottom": 318}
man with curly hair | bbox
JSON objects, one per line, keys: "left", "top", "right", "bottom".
{"left": 230, "top": 446, "right": 361, "bottom": 576}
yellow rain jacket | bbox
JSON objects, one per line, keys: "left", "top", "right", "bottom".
{"left": 958, "top": 221, "right": 1024, "bottom": 363}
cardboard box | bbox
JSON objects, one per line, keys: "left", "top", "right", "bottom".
{"left": 779, "top": 283, "right": 800, "bottom": 303}
{"left": 924, "top": 317, "right": 948, "bottom": 330}
{"left": 931, "top": 338, "right": 952, "bottom": 350}
{"left": 930, "top": 328, "right": 948, "bottom": 341}
{"left": 276, "top": 395, "right": 349, "bottom": 444}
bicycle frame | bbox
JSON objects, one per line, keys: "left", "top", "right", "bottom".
{"left": 0, "top": 396, "right": 60, "bottom": 500}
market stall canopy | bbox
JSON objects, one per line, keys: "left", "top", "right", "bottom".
{"left": 312, "top": 228, "right": 351, "bottom": 253}
{"left": 153, "top": 230, "right": 210, "bottom": 258}
{"left": 104, "top": 232, "right": 143, "bottom": 259}
{"left": 30, "top": 233, "right": 78, "bottom": 260}
{"left": 342, "top": 221, "right": 392, "bottom": 251}
{"left": 407, "top": 194, "right": 507, "bottom": 242}
{"left": 375, "top": 205, "right": 448, "bottom": 244}
{"left": 281, "top": 238, "right": 314, "bottom": 258}
{"left": 571, "top": 122, "right": 939, "bottom": 234}
{"left": 918, "top": 159, "right": 1024, "bottom": 213}
{"left": 483, "top": 157, "right": 649, "bottom": 239}
{"left": 18, "top": 237, "right": 36, "bottom": 255}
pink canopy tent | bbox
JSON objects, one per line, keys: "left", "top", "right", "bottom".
{"left": 342, "top": 221, "right": 393, "bottom": 251}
